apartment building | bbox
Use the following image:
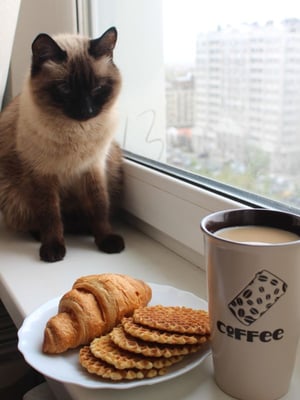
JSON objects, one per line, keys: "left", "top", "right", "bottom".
{"left": 193, "top": 19, "right": 300, "bottom": 177}
{"left": 166, "top": 71, "right": 195, "bottom": 129}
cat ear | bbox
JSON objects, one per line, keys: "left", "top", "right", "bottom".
{"left": 31, "top": 33, "right": 67, "bottom": 74}
{"left": 89, "top": 27, "right": 118, "bottom": 59}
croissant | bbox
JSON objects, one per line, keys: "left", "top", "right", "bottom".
{"left": 42, "top": 273, "right": 152, "bottom": 354}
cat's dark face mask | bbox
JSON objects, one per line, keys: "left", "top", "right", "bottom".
{"left": 49, "top": 61, "right": 115, "bottom": 121}
{"left": 30, "top": 28, "right": 121, "bottom": 122}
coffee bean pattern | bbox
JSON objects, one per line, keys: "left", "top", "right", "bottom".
{"left": 228, "top": 270, "right": 287, "bottom": 326}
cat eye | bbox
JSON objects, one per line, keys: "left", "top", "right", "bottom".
{"left": 57, "top": 82, "right": 71, "bottom": 95}
{"left": 91, "top": 86, "right": 103, "bottom": 96}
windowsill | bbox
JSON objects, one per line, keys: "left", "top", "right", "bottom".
{"left": 0, "top": 141, "right": 299, "bottom": 400}
{"left": 0, "top": 216, "right": 299, "bottom": 400}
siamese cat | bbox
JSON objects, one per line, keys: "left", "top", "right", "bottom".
{"left": 0, "top": 27, "right": 125, "bottom": 262}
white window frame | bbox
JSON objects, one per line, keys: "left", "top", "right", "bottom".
{"left": 123, "top": 158, "right": 244, "bottom": 267}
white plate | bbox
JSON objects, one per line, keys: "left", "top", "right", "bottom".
{"left": 18, "top": 283, "right": 210, "bottom": 389}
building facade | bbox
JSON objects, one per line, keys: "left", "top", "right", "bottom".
{"left": 193, "top": 20, "right": 300, "bottom": 177}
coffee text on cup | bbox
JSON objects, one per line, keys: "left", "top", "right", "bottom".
{"left": 217, "top": 320, "right": 284, "bottom": 342}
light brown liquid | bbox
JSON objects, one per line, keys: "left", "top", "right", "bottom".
{"left": 216, "top": 225, "right": 300, "bottom": 244}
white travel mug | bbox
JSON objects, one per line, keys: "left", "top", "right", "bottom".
{"left": 201, "top": 208, "right": 300, "bottom": 400}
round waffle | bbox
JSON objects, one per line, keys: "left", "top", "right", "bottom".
{"left": 133, "top": 306, "right": 210, "bottom": 335}
{"left": 122, "top": 317, "right": 208, "bottom": 345}
{"left": 110, "top": 326, "right": 203, "bottom": 358}
{"left": 90, "top": 334, "right": 184, "bottom": 370}
{"left": 79, "top": 346, "right": 167, "bottom": 381}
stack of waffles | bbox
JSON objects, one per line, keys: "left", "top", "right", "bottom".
{"left": 79, "top": 305, "right": 210, "bottom": 381}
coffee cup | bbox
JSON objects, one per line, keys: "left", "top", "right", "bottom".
{"left": 201, "top": 208, "right": 300, "bottom": 400}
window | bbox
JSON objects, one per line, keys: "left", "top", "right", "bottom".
{"left": 86, "top": 0, "right": 300, "bottom": 214}
{"left": 6, "top": 1, "right": 300, "bottom": 267}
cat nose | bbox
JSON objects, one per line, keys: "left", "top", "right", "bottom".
{"left": 79, "top": 97, "right": 96, "bottom": 119}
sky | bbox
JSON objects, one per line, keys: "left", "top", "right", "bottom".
{"left": 163, "top": 0, "right": 300, "bottom": 64}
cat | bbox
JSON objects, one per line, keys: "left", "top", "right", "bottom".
{"left": 0, "top": 27, "right": 125, "bottom": 262}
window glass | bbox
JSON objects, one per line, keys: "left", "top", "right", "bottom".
{"left": 88, "top": 0, "right": 300, "bottom": 210}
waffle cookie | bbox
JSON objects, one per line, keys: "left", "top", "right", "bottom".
{"left": 122, "top": 317, "right": 208, "bottom": 345}
{"left": 133, "top": 305, "right": 210, "bottom": 335}
{"left": 90, "top": 334, "right": 184, "bottom": 370}
{"left": 79, "top": 346, "right": 167, "bottom": 380}
{"left": 110, "top": 325, "right": 204, "bottom": 358}
{"left": 79, "top": 304, "right": 210, "bottom": 382}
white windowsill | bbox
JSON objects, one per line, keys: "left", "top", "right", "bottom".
{"left": 1, "top": 216, "right": 299, "bottom": 400}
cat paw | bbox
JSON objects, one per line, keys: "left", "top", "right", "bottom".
{"left": 39, "top": 241, "right": 66, "bottom": 262}
{"left": 96, "top": 234, "right": 125, "bottom": 254}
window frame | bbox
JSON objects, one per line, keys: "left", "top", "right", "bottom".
{"left": 122, "top": 150, "right": 300, "bottom": 267}
{"left": 122, "top": 154, "right": 246, "bottom": 267}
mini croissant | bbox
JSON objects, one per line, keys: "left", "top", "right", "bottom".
{"left": 42, "top": 273, "right": 152, "bottom": 354}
